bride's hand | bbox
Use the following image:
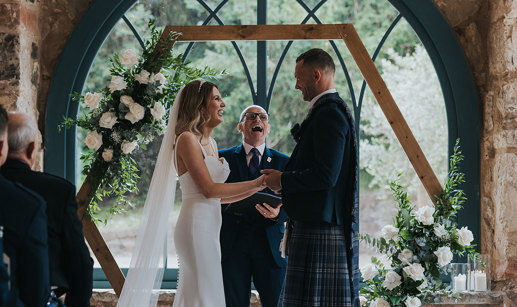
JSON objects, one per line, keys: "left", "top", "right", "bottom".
{"left": 255, "top": 175, "right": 267, "bottom": 189}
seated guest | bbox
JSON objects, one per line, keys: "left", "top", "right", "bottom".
{"left": 1, "top": 112, "right": 93, "bottom": 307}
{"left": 1, "top": 226, "right": 9, "bottom": 306}
{"left": 0, "top": 105, "right": 49, "bottom": 307}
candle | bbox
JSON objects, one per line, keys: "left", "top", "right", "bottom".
{"left": 474, "top": 271, "right": 487, "bottom": 291}
{"left": 468, "top": 271, "right": 475, "bottom": 290}
{"left": 453, "top": 273, "right": 467, "bottom": 292}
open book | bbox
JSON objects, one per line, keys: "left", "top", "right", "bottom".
{"left": 224, "top": 192, "right": 282, "bottom": 219}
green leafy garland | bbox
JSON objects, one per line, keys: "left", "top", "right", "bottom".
{"left": 359, "top": 140, "right": 478, "bottom": 306}
{"left": 60, "top": 21, "right": 222, "bottom": 221}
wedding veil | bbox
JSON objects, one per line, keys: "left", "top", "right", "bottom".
{"left": 116, "top": 87, "right": 184, "bottom": 307}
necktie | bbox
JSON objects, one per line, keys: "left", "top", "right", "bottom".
{"left": 249, "top": 148, "right": 260, "bottom": 175}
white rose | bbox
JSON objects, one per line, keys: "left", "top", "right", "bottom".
{"left": 135, "top": 69, "right": 150, "bottom": 84}
{"left": 398, "top": 249, "right": 413, "bottom": 265}
{"left": 84, "top": 92, "right": 102, "bottom": 109}
{"left": 360, "top": 264, "right": 379, "bottom": 281}
{"left": 125, "top": 103, "right": 145, "bottom": 124}
{"left": 85, "top": 130, "right": 102, "bottom": 151}
{"left": 382, "top": 270, "right": 402, "bottom": 290}
{"left": 150, "top": 101, "right": 166, "bottom": 121}
{"left": 403, "top": 263, "right": 425, "bottom": 281}
{"left": 152, "top": 72, "right": 166, "bottom": 85}
{"left": 102, "top": 148, "right": 113, "bottom": 162}
{"left": 120, "top": 49, "right": 139, "bottom": 67}
{"left": 456, "top": 226, "right": 474, "bottom": 246}
{"left": 405, "top": 296, "right": 421, "bottom": 307}
{"left": 121, "top": 140, "right": 137, "bottom": 154}
{"left": 120, "top": 95, "right": 135, "bottom": 107}
{"left": 109, "top": 76, "right": 127, "bottom": 93}
{"left": 414, "top": 205, "right": 435, "bottom": 225}
{"left": 370, "top": 298, "right": 390, "bottom": 307}
{"left": 433, "top": 224, "right": 448, "bottom": 238}
{"left": 99, "top": 112, "right": 118, "bottom": 129}
{"left": 434, "top": 246, "right": 453, "bottom": 267}
{"left": 380, "top": 225, "right": 399, "bottom": 241}
{"left": 359, "top": 296, "right": 367, "bottom": 306}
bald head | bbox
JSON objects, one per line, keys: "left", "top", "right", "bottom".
{"left": 7, "top": 112, "right": 39, "bottom": 167}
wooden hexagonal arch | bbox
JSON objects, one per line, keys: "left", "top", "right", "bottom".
{"left": 76, "top": 24, "right": 443, "bottom": 296}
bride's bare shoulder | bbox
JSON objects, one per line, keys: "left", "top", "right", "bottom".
{"left": 176, "top": 131, "right": 199, "bottom": 150}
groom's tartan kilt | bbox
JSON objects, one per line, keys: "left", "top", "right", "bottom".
{"left": 281, "top": 222, "right": 357, "bottom": 307}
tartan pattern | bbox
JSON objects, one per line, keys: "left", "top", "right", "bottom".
{"left": 280, "top": 222, "right": 356, "bottom": 307}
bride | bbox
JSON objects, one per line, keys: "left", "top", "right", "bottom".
{"left": 116, "top": 80, "right": 265, "bottom": 307}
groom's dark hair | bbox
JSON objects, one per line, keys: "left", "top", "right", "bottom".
{"left": 296, "top": 48, "right": 335, "bottom": 75}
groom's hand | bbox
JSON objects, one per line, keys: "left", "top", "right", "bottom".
{"left": 261, "top": 169, "right": 282, "bottom": 193}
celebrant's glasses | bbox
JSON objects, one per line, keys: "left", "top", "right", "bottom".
{"left": 242, "top": 112, "right": 269, "bottom": 121}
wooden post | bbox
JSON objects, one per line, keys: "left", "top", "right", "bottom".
{"left": 76, "top": 169, "right": 125, "bottom": 296}
{"left": 338, "top": 24, "right": 443, "bottom": 200}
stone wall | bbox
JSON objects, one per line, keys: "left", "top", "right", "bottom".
{"left": 434, "top": 0, "right": 517, "bottom": 286}
{"left": 0, "top": 0, "right": 93, "bottom": 168}
{"left": 0, "top": 0, "right": 39, "bottom": 117}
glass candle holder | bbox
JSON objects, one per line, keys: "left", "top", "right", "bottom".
{"left": 467, "top": 254, "right": 490, "bottom": 292}
{"left": 450, "top": 263, "right": 468, "bottom": 292}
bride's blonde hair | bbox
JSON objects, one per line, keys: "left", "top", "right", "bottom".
{"left": 175, "top": 80, "right": 218, "bottom": 138}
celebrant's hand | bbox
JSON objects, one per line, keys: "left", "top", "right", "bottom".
{"left": 255, "top": 202, "right": 283, "bottom": 219}
{"left": 261, "top": 169, "right": 282, "bottom": 193}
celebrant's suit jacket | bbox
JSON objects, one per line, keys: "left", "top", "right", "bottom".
{"left": 280, "top": 92, "right": 360, "bottom": 302}
{"left": 0, "top": 173, "right": 49, "bottom": 307}
{"left": 219, "top": 145, "right": 289, "bottom": 268}
{"left": 1, "top": 159, "right": 93, "bottom": 307}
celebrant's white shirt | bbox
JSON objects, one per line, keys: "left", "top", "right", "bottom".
{"left": 308, "top": 88, "right": 337, "bottom": 110}
{"left": 243, "top": 142, "right": 266, "bottom": 166}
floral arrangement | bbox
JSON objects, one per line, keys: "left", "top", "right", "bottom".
{"left": 61, "top": 21, "right": 221, "bottom": 220}
{"left": 359, "top": 140, "right": 477, "bottom": 307}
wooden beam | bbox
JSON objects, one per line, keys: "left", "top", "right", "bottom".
{"left": 166, "top": 24, "right": 350, "bottom": 41}
{"left": 339, "top": 24, "right": 443, "bottom": 200}
{"left": 76, "top": 172, "right": 125, "bottom": 297}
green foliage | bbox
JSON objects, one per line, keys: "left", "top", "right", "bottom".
{"left": 62, "top": 21, "right": 222, "bottom": 223}
{"left": 359, "top": 141, "right": 477, "bottom": 306}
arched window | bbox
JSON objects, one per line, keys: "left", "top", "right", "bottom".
{"left": 45, "top": 0, "right": 479, "bottom": 288}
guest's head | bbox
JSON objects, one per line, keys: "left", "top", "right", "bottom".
{"left": 0, "top": 105, "right": 8, "bottom": 166}
{"left": 295, "top": 48, "right": 335, "bottom": 101}
{"left": 7, "top": 112, "right": 39, "bottom": 168}
{"left": 176, "top": 80, "right": 225, "bottom": 136}
{"left": 238, "top": 105, "right": 270, "bottom": 147}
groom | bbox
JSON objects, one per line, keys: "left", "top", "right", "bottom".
{"left": 262, "top": 48, "right": 359, "bottom": 306}
{"left": 219, "top": 105, "right": 289, "bottom": 307}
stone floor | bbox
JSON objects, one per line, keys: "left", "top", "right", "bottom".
{"left": 90, "top": 290, "right": 513, "bottom": 307}
{"left": 90, "top": 290, "right": 262, "bottom": 307}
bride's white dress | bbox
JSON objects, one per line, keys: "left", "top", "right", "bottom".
{"left": 173, "top": 139, "right": 231, "bottom": 307}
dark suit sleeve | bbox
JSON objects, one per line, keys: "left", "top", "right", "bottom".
{"left": 281, "top": 106, "right": 348, "bottom": 192}
{"left": 62, "top": 185, "right": 93, "bottom": 307}
{"left": 19, "top": 201, "right": 50, "bottom": 307}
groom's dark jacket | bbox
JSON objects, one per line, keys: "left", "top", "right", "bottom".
{"left": 280, "top": 92, "right": 359, "bottom": 301}
{"left": 219, "top": 145, "right": 289, "bottom": 267}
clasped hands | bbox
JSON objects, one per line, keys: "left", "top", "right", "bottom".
{"left": 260, "top": 169, "right": 283, "bottom": 193}
{"left": 253, "top": 169, "right": 283, "bottom": 219}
